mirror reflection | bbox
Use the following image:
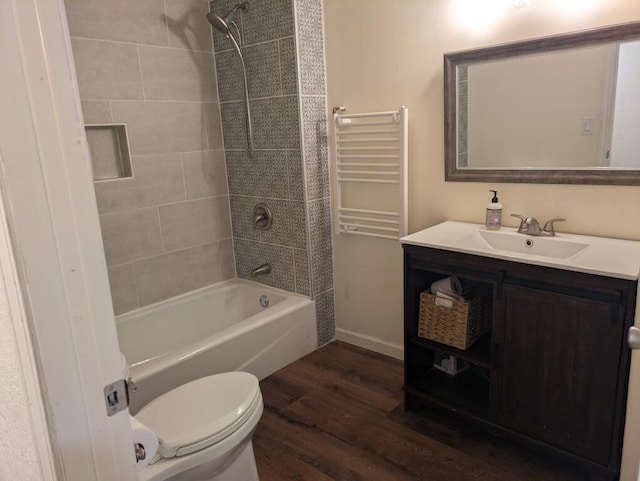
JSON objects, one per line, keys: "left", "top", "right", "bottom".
{"left": 458, "top": 41, "right": 640, "bottom": 170}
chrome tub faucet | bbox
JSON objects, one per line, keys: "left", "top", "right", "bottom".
{"left": 511, "top": 214, "right": 565, "bottom": 237}
{"left": 251, "top": 263, "right": 271, "bottom": 277}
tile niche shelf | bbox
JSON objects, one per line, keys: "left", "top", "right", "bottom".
{"left": 85, "top": 123, "right": 132, "bottom": 181}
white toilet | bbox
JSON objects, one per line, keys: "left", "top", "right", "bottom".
{"left": 123, "top": 355, "right": 264, "bottom": 481}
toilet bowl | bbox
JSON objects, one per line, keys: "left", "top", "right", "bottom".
{"left": 122, "top": 354, "right": 263, "bottom": 481}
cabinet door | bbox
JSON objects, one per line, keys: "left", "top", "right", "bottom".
{"left": 491, "top": 283, "right": 624, "bottom": 465}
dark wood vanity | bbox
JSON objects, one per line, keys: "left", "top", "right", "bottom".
{"left": 403, "top": 242, "right": 637, "bottom": 480}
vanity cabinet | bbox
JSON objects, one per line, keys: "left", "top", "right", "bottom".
{"left": 493, "top": 283, "right": 625, "bottom": 465}
{"left": 403, "top": 244, "right": 637, "bottom": 480}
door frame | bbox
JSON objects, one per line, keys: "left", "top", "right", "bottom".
{"left": 0, "top": 0, "right": 135, "bottom": 479}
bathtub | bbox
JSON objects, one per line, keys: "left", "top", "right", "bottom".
{"left": 116, "top": 279, "right": 317, "bottom": 413}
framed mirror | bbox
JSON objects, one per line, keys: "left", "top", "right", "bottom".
{"left": 444, "top": 22, "right": 640, "bottom": 185}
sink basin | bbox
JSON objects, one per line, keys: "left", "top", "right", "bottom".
{"left": 476, "top": 229, "right": 588, "bottom": 259}
{"left": 401, "top": 221, "right": 640, "bottom": 280}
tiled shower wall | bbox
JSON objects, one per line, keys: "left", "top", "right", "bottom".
{"left": 65, "top": 0, "right": 234, "bottom": 314}
{"left": 211, "top": 0, "right": 335, "bottom": 345}
{"left": 297, "top": 0, "right": 335, "bottom": 346}
{"left": 65, "top": 0, "right": 335, "bottom": 344}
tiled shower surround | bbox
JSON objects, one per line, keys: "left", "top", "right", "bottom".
{"left": 64, "top": 0, "right": 335, "bottom": 344}
{"left": 65, "top": 0, "right": 233, "bottom": 315}
{"left": 212, "top": 0, "right": 334, "bottom": 345}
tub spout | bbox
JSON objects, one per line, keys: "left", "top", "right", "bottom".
{"left": 251, "top": 263, "right": 271, "bottom": 277}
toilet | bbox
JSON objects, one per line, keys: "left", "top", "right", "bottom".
{"left": 122, "top": 355, "right": 263, "bottom": 481}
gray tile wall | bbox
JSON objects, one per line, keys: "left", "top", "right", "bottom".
{"left": 296, "top": 0, "right": 334, "bottom": 346}
{"left": 65, "top": 0, "right": 234, "bottom": 315}
{"left": 212, "top": 0, "right": 334, "bottom": 345}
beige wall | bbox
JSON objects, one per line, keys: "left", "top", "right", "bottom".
{"left": 325, "top": 2, "right": 640, "bottom": 477}
{"left": 65, "top": 0, "right": 233, "bottom": 314}
{"left": 325, "top": 0, "right": 640, "bottom": 354}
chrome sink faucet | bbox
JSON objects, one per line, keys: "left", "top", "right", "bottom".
{"left": 511, "top": 214, "right": 565, "bottom": 237}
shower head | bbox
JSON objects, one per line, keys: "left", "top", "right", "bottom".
{"left": 206, "top": 1, "right": 255, "bottom": 156}
{"left": 206, "top": 12, "right": 231, "bottom": 36}
{"left": 206, "top": 2, "right": 247, "bottom": 37}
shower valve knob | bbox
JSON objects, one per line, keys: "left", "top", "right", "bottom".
{"left": 253, "top": 203, "right": 272, "bottom": 231}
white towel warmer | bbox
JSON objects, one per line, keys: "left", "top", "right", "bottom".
{"left": 331, "top": 107, "right": 408, "bottom": 240}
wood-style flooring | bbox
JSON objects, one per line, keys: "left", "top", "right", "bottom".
{"left": 253, "top": 341, "right": 586, "bottom": 481}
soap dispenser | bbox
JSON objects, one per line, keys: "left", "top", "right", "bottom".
{"left": 486, "top": 190, "right": 502, "bottom": 230}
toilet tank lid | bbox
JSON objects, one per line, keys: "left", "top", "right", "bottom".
{"left": 135, "top": 371, "right": 261, "bottom": 459}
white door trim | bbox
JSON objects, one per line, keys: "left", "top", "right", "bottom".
{"left": 0, "top": 0, "right": 135, "bottom": 479}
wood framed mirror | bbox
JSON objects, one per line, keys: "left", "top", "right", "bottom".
{"left": 444, "top": 22, "right": 640, "bottom": 185}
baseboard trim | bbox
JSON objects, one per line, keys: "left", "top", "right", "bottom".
{"left": 335, "top": 328, "right": 404, "bottom": 360}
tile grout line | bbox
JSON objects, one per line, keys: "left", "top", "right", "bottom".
{"left": 179, "top": 152, "right": 188, "bottom": 201}
{"left": 202, "top": 104, "right": 211, "bottom": 150}
{"left": 83, "top": 98, "right": 220, "bottom": 104}
{"left": 130, "top": 261, "right": 142, "bottom": 313}
{"left": 122, "top": 239, "right": 224, "bottom": 268}
{"left": 162, "top": 0, "right": 170, "bottom": 48}
{"left": 70, "top": 34, "right": 212, "bottom": 53}
{"left": 136, "top": 45, "right": 146, "bottom": 101}
{"left": 219, "top": 93, "right": 299, "bottom": 104}
{"left": 156, "top": 205, "right": 166, "bottom": 254}
{"left": 277, "top": 39, "right": 284, "bottom": 97}
{"left": 233, "top": 236, "right": 309, "bottom": 252}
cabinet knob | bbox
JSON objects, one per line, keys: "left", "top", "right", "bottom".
{"left": 628, "top": 326, "right": 640, "bottom": 349}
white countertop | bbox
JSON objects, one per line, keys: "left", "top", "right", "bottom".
{"left": 401, "top": 221, "right": 640, "bottom": 280}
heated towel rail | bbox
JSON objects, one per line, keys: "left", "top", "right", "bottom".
{"left": 332, "top": 107, "right": 408, "bottom": 240}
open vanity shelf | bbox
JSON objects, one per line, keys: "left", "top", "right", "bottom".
{"left": 406, "top": 333, "right": 491, "bottom": 415}
{"left": 402, "top": 234, "right": 638, "bottom": 481}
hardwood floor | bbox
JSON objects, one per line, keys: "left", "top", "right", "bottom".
{"left": 253, "top": 341, "right": 587, "bottom": 481}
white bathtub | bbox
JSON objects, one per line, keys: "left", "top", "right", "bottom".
{"left": 116, "top": 279, "right": 317, "bottom": 413}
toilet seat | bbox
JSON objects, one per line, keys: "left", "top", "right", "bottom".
{"left": 135, "top": 371, "right": 260, "bottom": 460}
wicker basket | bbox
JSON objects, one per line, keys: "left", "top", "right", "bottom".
{"left": 418, "top": 290, "right": 490, "bottom": 350}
